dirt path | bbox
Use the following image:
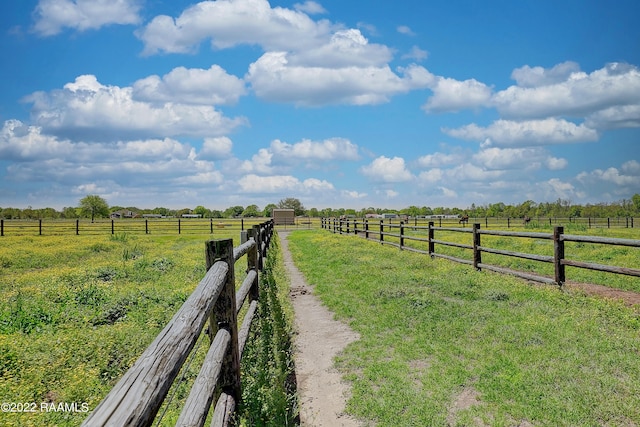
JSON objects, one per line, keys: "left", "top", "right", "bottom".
{"left": 279, "top": 232, "right": 362, "bottom": 427}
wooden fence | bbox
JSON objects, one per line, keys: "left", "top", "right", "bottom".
{"left": 322, "top": 218, "right": 640, "bottom": 286}
{"left": 368, "top": 216, "right": 636, "bottom": 229}
{"left": 0, "top": 216, "right": 316, "bottom": 236}
{"left": 81, "top": 220, "right": 274, "bottom": 427}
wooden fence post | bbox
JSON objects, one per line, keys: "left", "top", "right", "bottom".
{"left": 145, "top": 219, "right": 149, "bottom": 234}
{"left": 76, "top": 219, "right": 79, "bottom": 235}
{"left": 400, "top": 221, "right": 405, "bottom": 249}
{"left": 473, "top": 223, "right": 481, "bottom": 271}
{"left": 379, "top": 220, "right": 384, "bottom": 243}
{"left": 111, "top": 219, "right": 114, "bottom": 235}
{"left": 354, "top": 219, "right": 358, "bottom": 235}
{"left": 39, "top": 219, "right": 42, "bottom": 235}
{"left": 246, "top": 228, "right": 260, "bottom": 301}
{"left": 252, "top": 225, "right": 262, "bottom": 271}
{"left": 205, "top": 239, "right": 241, "bottom": 403}
{"left": 365, "top": 219, "right": 370, "bottom": 239}
{"left": 554, "top": 226, "right": 565, "bottom": 287}
{"left": 428, "top": 221, "right": 434, "bottom": 257}
{"left": 178, "top": 219, "right": 181, "bottom": 234}
{"left": 1, "top": 219, "right": 3, "bottom": 236}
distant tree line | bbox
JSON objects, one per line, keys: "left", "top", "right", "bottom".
{"left": 1, "top": 194, "right": 639, "bottom": 220}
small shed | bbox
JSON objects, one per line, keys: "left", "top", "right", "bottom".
{"left": 272, "top": 209, "right": 295, "bottom": 225}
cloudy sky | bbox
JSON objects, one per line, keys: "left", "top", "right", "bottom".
{"left": 1, "top": 0, "right": 639, "bottom": 211}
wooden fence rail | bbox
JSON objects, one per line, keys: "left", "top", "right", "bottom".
{"left": 0, "top": 217, "right": 314, "bottom": 236}
{"left": 81, "top": 219, "right": 274, "bottom": 427}
{"left": 321, "top": 218, "right": 640, "bottom": 287}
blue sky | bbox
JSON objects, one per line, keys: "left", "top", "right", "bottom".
{"left": 1, "top": 0, "right": 639, "bottom": 211}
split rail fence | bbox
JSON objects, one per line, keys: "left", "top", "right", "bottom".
{"left": 81, "top": 220, "right": 274, "bottom": 427}
{"left": 322, "top": 218, "right": 640, "bottom": 287}
{"left": 0, "top": 217, "right": 317, "bottom": 236}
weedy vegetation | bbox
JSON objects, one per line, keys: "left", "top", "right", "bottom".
{"left": 287, "top": 230, "right": 640, "bottom": 426}
{"left": 0, "top": 231, "right": 296, "bottom": 426}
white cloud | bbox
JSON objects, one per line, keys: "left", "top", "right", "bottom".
{"left": 493, "top": 62, "right": 640, "bottom": 121}
{"left": 240, "top": 148, "right": 275, "bottom": 174}
{"left": 199, "top": 136, "right": 233, "bottom": 159}
{"left": 293, "top": 1, "right": 327, "bottom": 15}
{"left": 423, "top": 76, "right": 492, "bottom": 112}
{"left": 32, "top": 0, "right": 141, "bottom": 36}
{"left": 584, "top": 104, "right": 640, "bottom": 130}
{"left": 417, "top": 151, "right": 465, "bottom": 168}
{"left": 24, "top": 75, "right": 247, "bottom": 141}
{"left": 542, "top": 178, "right": 579, "bottom": 200}
{"left": 136, "top": 0, "right": 334, "bottom": 55}
{"left": 574, "top": 160, "right": 640, "bottom": 200}
{"left": 510, "top": 61, "right": 581, "bottom": 88}
{"left": 397, "top": 25, "right": 415, "bottom": 36}
{"left": 578, "top": 166, "right": 640, "bottom": 187}
{"left": 472, "top": 147, "right": 567, "bottom": 171}
{"left": 342, "top": 190, "right": 367, "bottom": 199}
{"left": 545, "top": 156, "right": 568, "bottom": 170}
{"left": 238, "top": 174, "right": 334, "bottom": 193}
{"left": 418, "top": 168, "right": 443, "bottom": 184}
{"left": 360, "top": 156, "right": 413, "bottom": 182}
{"left": 288, "top": 29, "right": 393, "bottom": 68}
{"left": 234, "top": 137, "right": 360, "bottom": 175}
{"left": 0, "top": 119, "right": 229, "bottom": 193}
{"left": 172, "top": 171, "right": 224, "bottom": 185}
{"left": 132, "top": 65, "right": 246, "bottom": 105}
{"left": 270, "top": 137, "right": 360, "bottom": 161}
{"left": 402, "top": 45, "right": 428, "bottom": 62}
{"left": 444, "top": 118, "right": 598, "bottom": 147}
{"left": 622, "top": 160, "right": 640, "bottom": 175}
{"left": 247, "top": 52, "right": 433, "bottom": 106}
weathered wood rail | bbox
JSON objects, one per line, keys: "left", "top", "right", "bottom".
{"left": 322, "top": 218, "right": 640, "bottom": 287}
{"left": 81, "top": 219, "right": 274, "bottom": 427}
{"left": 0, "top": 217, "right": 277, "bottom": 236}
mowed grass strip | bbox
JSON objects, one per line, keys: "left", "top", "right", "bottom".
{"left": 384, "top": 223, "right": 640, "bottom": 293}
{"left": 287, "top": 230, "right": 640, "bottom": 427}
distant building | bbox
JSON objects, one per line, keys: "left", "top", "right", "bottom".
{"left": 272, "top": 209, "right": 295, "bottom": 225}
{"left": 380, "top": 213, "right": 398, "bottom": 219}
{"left": 110, "top": 210, "right": 138, "bottom": 219}
{"left": 181, "top": 214, "right": 202, "bottom": 218}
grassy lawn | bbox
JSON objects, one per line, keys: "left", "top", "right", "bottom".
{"left": 287, "top": 230, "right": 640, "bottom": 427}
{"left": 0, "top": 232, "right": 249, "bottom": 426}
{"left": 366, "top": 222, "right": 640, "bottom": 293}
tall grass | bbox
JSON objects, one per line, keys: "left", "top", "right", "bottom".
{"left": 0, "top": 233, "right": 241, "bottom": 426}
{"left": 239, "top": 234, "right": 298, "bottom": 426}
{"left": 287, "top": 230, "right": 640, "bottom": 426}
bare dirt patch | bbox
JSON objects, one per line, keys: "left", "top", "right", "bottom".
{"left": 279, "top": 232, "right": 362, "bottom": 426}
{"left": 563, "top": 281, "right": 640, "bottom": 306}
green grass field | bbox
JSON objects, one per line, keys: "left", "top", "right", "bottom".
{"left": 0, "top": 232, "right": 254, "bottom": 426}
{"left": 1, "top": 226, "right": 638, "bottom": 426}
{"left": 350, "top": 222, "right": 640, "bottom": 293}
{"left": 287, "top": 230, "right": 640, "bottom": 426}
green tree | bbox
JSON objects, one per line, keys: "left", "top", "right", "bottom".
{"left": 242, "top": 205, "right": 261, "bottom": 217}
{"left": 632, "top": 194, "right": 640, "bottom": 214}
{"left": 62, "top": 207, "right": 79, "bottom": 219}
{"left": 193, "top": 205, "right": 210, "bottom": 217}
{"left": 278, "top": 198, "right": 305, "bottom": 216}
{"left": 263, "top": 204, "right": 278, "bottom": 217}
{"left": 224, "top": 206, "right": 244, "bottom": 218}
{"left": 79, "top": 195, "right": 109, "bottom": 222}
